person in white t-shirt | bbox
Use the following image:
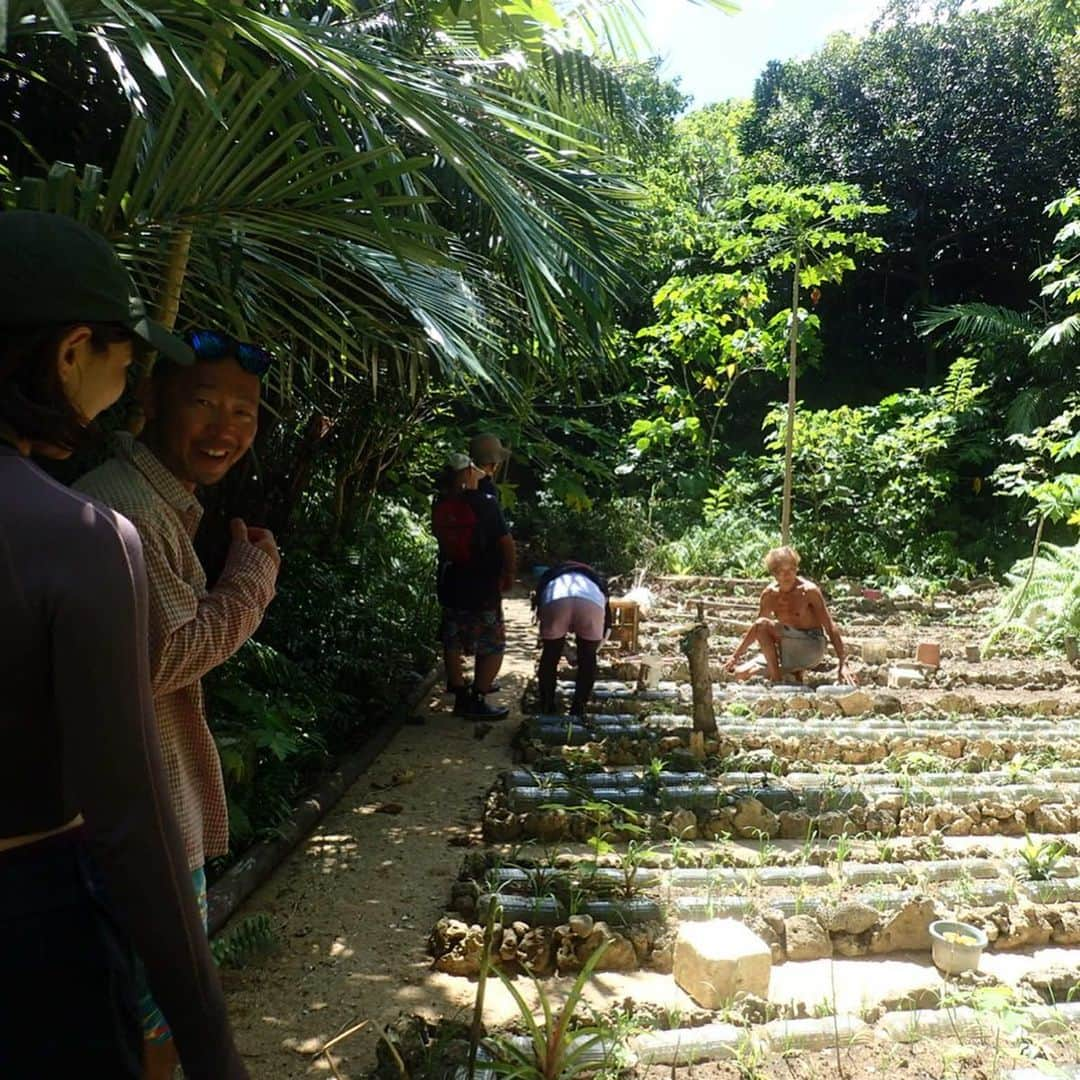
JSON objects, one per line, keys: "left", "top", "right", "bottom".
{"left": 534, "top": 561, "right": 610, "bottom": 716}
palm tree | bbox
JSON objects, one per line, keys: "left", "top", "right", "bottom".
{"left": 2, "top": 0, "right": 736, "bottom": 405}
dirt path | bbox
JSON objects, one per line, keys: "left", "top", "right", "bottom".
{"left": 223, "top": 596, "right": 538, "bottom": 1078}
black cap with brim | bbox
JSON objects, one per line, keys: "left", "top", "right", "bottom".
{"left": 0, "top": 210, "right": 194, "bottom": 365}
{"left": 128, "top": 300, "right": 195, "bottom": 366}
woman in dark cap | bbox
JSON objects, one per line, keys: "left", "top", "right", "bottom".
{"left": 0, "top": 211, "right": 248, "bottom": 1079}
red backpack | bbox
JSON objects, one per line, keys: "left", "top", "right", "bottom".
{"left": 432, "top": 495, "right": 479, "bottom": 564}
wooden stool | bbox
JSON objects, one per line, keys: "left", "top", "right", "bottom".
{"left": 608, "top": 598, "right": 640, "bottom": 652}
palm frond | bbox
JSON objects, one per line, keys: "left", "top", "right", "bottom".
{"left": 5, "top": 0, "right": 642, "bottom": 362}
{"left": 990, "top": 541, "right": 1080, "bottom": 651}
{"left": 916, "top": 302, "right": 1037, "bottom": 348}
{"left": 1033, "top": 313, "right": 1080, "bottom": 353}
{"left": 8, "top": 71, "right": 502, "bottom": 397}
{"left": 557, "top": 0, "right": 739, "bottom": 60}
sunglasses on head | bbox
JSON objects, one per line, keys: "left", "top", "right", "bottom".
{"left": 183, "top": 329, "right": 273, "bottom": 376}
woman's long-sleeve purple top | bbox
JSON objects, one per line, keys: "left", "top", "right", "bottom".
{"left": 0, "top": 446, "right": 247, "bottom": 1080}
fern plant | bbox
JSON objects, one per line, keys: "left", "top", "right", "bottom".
{"left": 986, "top": 542, "right": 1080, "bottom": 651}
{"left": 211, "top": 913, "right": 277, "bottom": 969}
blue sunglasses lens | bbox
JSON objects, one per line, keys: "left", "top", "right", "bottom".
{"left": 185, "top": 330, "right": 231, "bottom": 359}
{"left": 236, "top": 343, "right": 272, "bottom": 376}
{"left": 184, "top": 330, "right": 271, "bottom": 375}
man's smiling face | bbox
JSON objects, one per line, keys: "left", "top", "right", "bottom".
{"left": 144, "top": 357, "right": 260, "bottom": 490}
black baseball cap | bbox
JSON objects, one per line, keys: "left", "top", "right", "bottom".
{"left": 0, "top": 211, "right": 194, "bottom": 365}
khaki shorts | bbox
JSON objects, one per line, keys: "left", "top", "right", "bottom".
{"left": 751, "top": 624, "right": 828, "bottom": 673}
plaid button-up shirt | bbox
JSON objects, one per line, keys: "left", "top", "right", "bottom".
{"left": 76, "top": 435, "right": 277, "bottom": 870}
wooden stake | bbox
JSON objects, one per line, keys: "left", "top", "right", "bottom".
{"left": 683, "top": 608, "right": 716, "bottom": 734}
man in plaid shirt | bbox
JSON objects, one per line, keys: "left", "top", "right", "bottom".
{"left": 76, "top": 331, "right": 279, "bottom": 1078}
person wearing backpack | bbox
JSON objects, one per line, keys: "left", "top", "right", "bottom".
{"left": 533, "top": 561, "right": 611, "bottom": 717}
{"left": 432, "top": 453, "right": 515, "bottom": 719}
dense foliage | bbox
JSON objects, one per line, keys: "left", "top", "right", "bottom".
{"left": 204, "top": 505, "right": 439, "bottom": 852}
{"left": 739, "top": 0, "right": 1080, "bottom": 393}
{"left": 515, "top": 0, "right": 1080, "bottom": 585}
{"left": 707, "top": 358, "right": 993, "bottom": 578}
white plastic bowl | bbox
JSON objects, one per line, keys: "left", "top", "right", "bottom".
{"left": 929, "top": 919, "right": 988, "bottom": 974}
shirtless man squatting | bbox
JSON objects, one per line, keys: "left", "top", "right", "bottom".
{"left": 725, "top": 545, "right": 854, "bottom": 685}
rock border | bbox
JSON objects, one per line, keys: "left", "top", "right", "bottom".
{"left": 207, "top": 664, "right": 441, "bottom": 934}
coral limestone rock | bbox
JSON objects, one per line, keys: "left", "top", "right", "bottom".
{"left": 674, "top": 919, "right": 772, "bottom": 1008}
{"left": 784, "top": 915, "right": 833, "bottom": 961}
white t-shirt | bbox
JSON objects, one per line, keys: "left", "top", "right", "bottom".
{"left": 541, "top": 571, "right": 605, "bottom": 609}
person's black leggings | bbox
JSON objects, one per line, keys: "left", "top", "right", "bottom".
{"left": 0, "top": 831, "right": 142, "bottom": 1078}
{"left": 538, "top": 636, "right": 599, "bottom": 715}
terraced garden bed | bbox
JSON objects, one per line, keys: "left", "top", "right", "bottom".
{"left": 412, "top": 577, "right": 1080, "bottom": 1077}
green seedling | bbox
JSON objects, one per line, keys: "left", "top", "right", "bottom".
{"left": 567, "top": 883, "right": 588, "bottom": 917}
{"left": 885, "top": 750, "right": 950, "bottom": 775}
{"left": 616, "top": 839, "right": 657, "bottom": 900}
{"left": 488, "top": 940, "right": 614, "bottom": 1080}
{"left": 642, "top": 756, "right": 667, "bottom": 796}
{"left": 754, "top": 829, "right": 778, "bottom": 867}
{"left": 798, "top": 820, "right": 820, "bottom": 866}
{"left": 927, "top": 831, "right": 946, "bottom": 860}
{"left": 467, "top": 897, "right": 502, "bottom": 1080}
{"left": 833, "top": 831, "right": 854, "bottom": 869}
{"left": 1019, "top": 833, "right": 1068, "bottom": 881}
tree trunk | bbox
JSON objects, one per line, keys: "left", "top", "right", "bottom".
{"left": 1004, "top": 513, "right": 1047, "bottom": 625}
{"left": 781, "top": 253, "right": 801, "bottom": 545}
{"left": 127, "top": 4, "right": 241, "bottom": 435}
{"left": 684, "top": 606, "right": 716, "bottom": 734}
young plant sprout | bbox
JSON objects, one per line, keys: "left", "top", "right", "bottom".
{"left": 1018, "top": 834, "right": 1068, "bottom": 881}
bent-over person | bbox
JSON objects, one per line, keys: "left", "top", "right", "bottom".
{"left": 533, "top": 560, "right": 611, "bottom": 717}
{"left": 725, "top": 546, "right": 852, "bottom": 685}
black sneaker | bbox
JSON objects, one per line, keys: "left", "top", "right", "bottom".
{"left": 463, "top": 693, "right": 509, "bottom": 721}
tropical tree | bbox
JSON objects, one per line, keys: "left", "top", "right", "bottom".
{"left": 919, "top": 188, "right": 1080, "bottom": 434}
{"left": 1, "top": 0, "right": 738, "bottom": 528}
{"left": 718, "top": 183, "right": 887, "bottom": 541}
{"left": 2, "top": 3, "right": 733, "bottom": 376}
{"left": 740, "top": 0, "right": 1080, "bottom": 391}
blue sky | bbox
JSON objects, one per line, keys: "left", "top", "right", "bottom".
{"left": 638, "top": 0, "right": 999, "bottom": 107}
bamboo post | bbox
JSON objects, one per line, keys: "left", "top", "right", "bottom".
{"left": 683, "top": 600, "right": 716, "bottom": 734}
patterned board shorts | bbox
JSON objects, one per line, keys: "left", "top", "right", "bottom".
{"left": 134, "top": 866, "right": 207, "bottom": 1043}
{"left": 440, "top": 607, "right": 506, "bottom": 657}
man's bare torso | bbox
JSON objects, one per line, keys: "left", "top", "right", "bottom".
{"left": 761, "top": 577, "right": 822, "bottom": 630}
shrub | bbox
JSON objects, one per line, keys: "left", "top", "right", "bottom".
{"left": 205, "top": 499, "right": 439, "bottom": 856}
{"left": 987, "top": 541, "right": 1080, "bottom": 653}
{"left": 258, "top": 500, "right": 440, "bottom": 708}
{"left": 700, "top": 359, "right": 990, "bottom": 579}
{"left": 512, "top": 494, "right": 661, "bottom": 578}
{"left": 647, "top": 510, "right": 775, "bottom": 577}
